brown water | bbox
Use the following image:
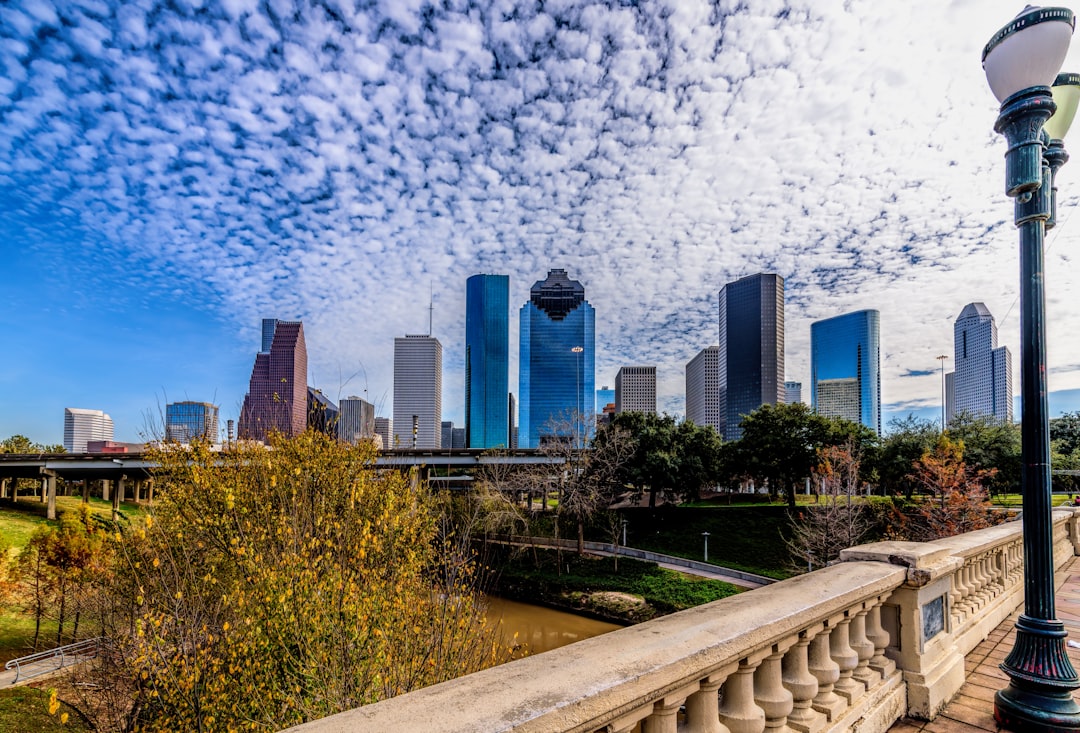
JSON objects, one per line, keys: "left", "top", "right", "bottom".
{"left": 485, "top": 596, "right": 622, "bottom": 655}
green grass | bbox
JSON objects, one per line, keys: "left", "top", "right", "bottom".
{"left": 0, "top": 686, "right": 92, "bottom": 732}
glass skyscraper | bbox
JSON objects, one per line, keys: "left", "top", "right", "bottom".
{"left": 165, "top": 401, "right": 219, "bottom": 443}
{"left": 519, "top": 269, "right": 595, "bottom": 448}
{"left": 718, "top": 273, "right": 784, "bottom": 440}
{"left": 465, "top": 274, "right": 510, "bottom": 448}
{"left": 810, "top": 309, "right": 881, "bottom": 435}
{"left": 945, "top": 303, "right": 1012, "bottom": 424}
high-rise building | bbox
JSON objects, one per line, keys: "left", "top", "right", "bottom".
{"left": 165, "top": 401, "right": 219, "bottom": 443}
{"left": 465, "top": 274, "right": 510, "bottom": 448}
{"left": 307, "top": 388, "right": 339, "bottom": 435}
{"left": 64, "top": 408, "right": 114, "bottom": 453}
{"left": 519, "top": 269, "right": 595, "bottom": 448}
{"left": 784, "top": 381, "right": 803, "bottom": 405}
{"left": 810, "top": 309, "right": 881, "bottom": 434}
{"left": 945, "top": 303, "right": 1013, "bottom": 424}
{"left": 508, "top": 393, "right": 517, "bottom": 449}
{"left": 615, "top": 366, "right": 657, "bottom": 414}
{"left": 338, "top": 396, "right": 375, "bottom": 444}
{"left": 686, "top": 346, "right": 721, "bottom": 434}
{"left": 393, "top": 335, "right": 442, "bottom": 449}
{"left": 718, "top": 273, "right": 784, "bottom": 440}
{"left": 596, "top": 386, "right": 615, "bottom": 413}
{"left": 239, "top": 319, "right": 308, "bottom": 440}
{"left": 374, "top": 417, "right": 392, "bottom": 449}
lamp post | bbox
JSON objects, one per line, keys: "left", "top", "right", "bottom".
{"left": 702, "top": 531, "right": 710, "bottom": 563}
{"left": 983, "top": 8, "right": 1080, "bottom": 731}
{"left": 936, "top": 354, "right": 949, "bottom": 431}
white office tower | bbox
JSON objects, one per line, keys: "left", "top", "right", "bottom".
{"left": 338, "top": 396, "right": 375, "bottom": 444}
{"left": 615, "top": 366, "right": 657, "bottom": 414}
{"left": 392, "top": 335, "right": 443, "bottom": 449}
{"left": 945, "top": 303, "right": 1013, "bottom": 424}
{"left": 685, "top": 346, "right": 721, "bottom": 434}
{"left": 784, "top": 381, "right": 803, "bottom": 405}
{"left": 64, "top": 408, "right": 114, "bottom": 453}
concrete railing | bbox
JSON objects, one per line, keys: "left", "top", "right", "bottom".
{"left": 287, "top": 510, "right": 1080, "bottom": 733}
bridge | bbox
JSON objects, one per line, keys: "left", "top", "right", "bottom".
{"left": 283, "top": 510, "right": 1080, "bottom": 733}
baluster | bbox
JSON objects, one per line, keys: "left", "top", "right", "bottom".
{"left": 642, "top": 696, "right": 685, "bottom": 733}
{"left": 755, "top": 644, "right": 793, "bottom": 732}
{"left": 718, "top": 658, "right": 766, "bottom": 733}
{"left": 865, "top": 599, "right": 896, "bottom": 677}
{"left": 808, "top": 625, "right": 844, "bottom": 721}
{"left": 849, "top": 605, "right": 879, "bottom": 688}
{"left": 608, "top": 705, "right": 654, "bottom": 733}
{"left": 685, "top": 670, "right": 732, "bottom": 733}
{"left": 783, "top": 628, "right": 825, "bottom": 733}
{"left": 970, "top": 556, "right": 988, "bottom": 606}
{"left": 952, "top": 562, "right": 971, "bottom": 621}
{"left": 961, "top": 561, "right": 979, "bottom": 611}
{"left": 948, "top": 569, "right": 964, "bottom": 626}
{"left": 830, "top": 614, "right": 865, "bottom": 704}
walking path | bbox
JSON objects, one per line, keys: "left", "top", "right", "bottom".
{"left": 890, "top": 555, "right": 1080, "bottom": 733}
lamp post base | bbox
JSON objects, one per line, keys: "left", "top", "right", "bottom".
{"left": 995, "top": 615, "right": 1080, "bottom": 732}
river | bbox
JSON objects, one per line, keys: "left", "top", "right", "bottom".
{"left": 484, "top": 596, "right": 622, "bottom": 655}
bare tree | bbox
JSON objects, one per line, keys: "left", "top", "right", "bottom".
{"left": 787, "top": 442, "right": 873, "bottom": 570}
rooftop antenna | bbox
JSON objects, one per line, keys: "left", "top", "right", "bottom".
{"left": 428, "top": 282, "right": 434, "bottom": 336}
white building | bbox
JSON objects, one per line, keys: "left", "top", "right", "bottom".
{"left": 784, "top": 381, "right": 803, "bottom": 405}
{"left": 945, "top": 303, "right": 1013, "bottom": 424}
{"left": 815, "top": 378, "right": 860, "bottom": 423}
{"left": 392, "top": 335, "right": 443, "bottom": 449}
{"left": 685, "top": 347, "right": 721, "bottom": 434}
{"left": 615, "top": 366, "right": 657, "bottom": 414}
{"left": 338, "top": 396, "right": 375, "bottom": 444}
{"left": 64, "top": 407, "right": 114, "bottom": 453}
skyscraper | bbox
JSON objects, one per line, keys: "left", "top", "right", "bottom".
{"left": 338, "top": 396, "right": 375, "bottom": 444}
{"left": 718, "top": 273, "right": 784, "bottom": 440}
{"left": 307, "top": 388, "right": 339, "bottom": 436}
{"left": 374, "top": 417, "right": 392, "bottom": 450}
{"left": 64, "top": 408, "right": 114, "bottom": 453}
{"left": 784, "top": 382, "right": 803, "bottom": 405}
{"left": 686, "top": 346, "right": 721, "bottom": 435}
{"left": 945, "top": 303, "right": 1013, "bottom": 424}
{"left": 810, "top": 309, "right": 881, "bottom": 434}
{"left": 465, "top": 274, "right": 510, "bottom": 448}
{"left": 615, "top": 366, "right": 657, "bottom": 414}
{"left": 595, "top": 386, "right": 615, "bottom": 413}
{"left": 519, "top": 269, "right": 595, "bottom": 448}
{"left": 165, "top": 401, "right": 219, "bottom": 443}
{"left": 239, "top": 319, "right": 308, "bottom": 441}
{"left": 393, "top": 335, "right": 442, "bottom": 449}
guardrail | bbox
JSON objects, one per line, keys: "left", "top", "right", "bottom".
{"left": 4, "top": 637, "right": 103, "bottom": 684}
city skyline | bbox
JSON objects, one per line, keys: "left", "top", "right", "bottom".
{"left": 6, "top": 1, "right": 1080, "bottom": 445}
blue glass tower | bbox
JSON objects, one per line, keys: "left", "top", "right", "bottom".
{"left": 810, "top": 309, "right": 881, "bottom": 435}
{"left": 465, "top": 274, "right": 510, "bottom": 448}
{"left": 519, "top": 269, "right": 595, "bottom": 448}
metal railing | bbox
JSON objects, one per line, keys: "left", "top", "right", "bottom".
{"left": 4, "top": 637, "right": 103, "bottom": 684}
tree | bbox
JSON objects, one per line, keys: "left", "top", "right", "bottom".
{"left": 946, "top": 413, "right": 1020, "bottom": 496}
{"left": 731, "top": 403, "right": 871, "bottom": 508}
{"left": 787, "top": 442, "right": 873, "bottom": 570}
{"left": 1051, "top": 411, "right": 1080, "bottom": 456}
{"left": 874, "top": 416, "right": 940, "bottom": 498}
{"left": 897, "top": 434, "right": 1000, "bottom": 541}
{"left": 95, "top": 431, "right": 508, "bottom": 732}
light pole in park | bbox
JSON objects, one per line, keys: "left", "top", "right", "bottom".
{"left": 983, "top": 7, "right": 1080, "bottom": 731}
{"left": 936, "top": 354, "right": 949, "bottom": 430}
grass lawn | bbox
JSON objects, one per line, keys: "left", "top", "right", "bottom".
{"left": 0, "top": 686, "right": 92, "bottom": 732}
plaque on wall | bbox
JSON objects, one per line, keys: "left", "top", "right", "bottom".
{"left": 922, "top": 595, "right": 945, "bottom": 642}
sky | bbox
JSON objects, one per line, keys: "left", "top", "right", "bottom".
{"left": 4, "top": 0, "right": 1080, "bottom": 446}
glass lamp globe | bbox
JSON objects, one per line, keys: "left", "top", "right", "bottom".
{"left": 1046, "top": 72, "right": 1080, "bottom": 139}
{"left": 983, "top": 6, "right": 1075, "bottom": 103}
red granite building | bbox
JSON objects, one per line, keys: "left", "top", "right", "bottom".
{"left": 238, "top": 320, "right": 308, "bottom": 441}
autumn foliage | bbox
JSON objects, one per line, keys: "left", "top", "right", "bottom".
{"left": 93, "top": 431, "right": 508, "bottom": 732}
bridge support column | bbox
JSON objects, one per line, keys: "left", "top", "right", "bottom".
{"left": 41, "top": 470, "right": 57, "bottom": 520}
{"left": 112, "top": 476, "right": 125, "bottom": 522}
{"left": 82, "top": 479, "right": 90, "bottom": 503}
{"left": 102, "top": 480, "right": 110, "bottom": 501}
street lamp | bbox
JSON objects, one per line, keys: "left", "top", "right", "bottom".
{"left": 936, "top": 354, "right": 949, "bottom": 431}
{"left": 702, "top": 531, "right": 710, "bottom": 563}
{"left": 983, "top": 7, "right": 1080, "bottom": 731}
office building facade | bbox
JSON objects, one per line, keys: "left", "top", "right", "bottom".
{"left": 616, "top": 366, "right": 657, "bottom": 414}
{"left": 338, "top": 396, "right": 375, "bottom": 444}
{"left": 307, "top": 388, "right": 339, "bottom": 435}
{"left": 519, "top": 269, "right": 595, "bottom": 447}
{"left": 810, "top": 309, "right": 881, "bottom": 434}
{"left": 64, "top": 408, "right": 114, "bottom": 453}
{"left": 596, "top": 386, "right": 615, "bottom": 413}
{"left": 465, "top": 274, "right": 510, "bottom": 448}
{"left": 784, "top": 381, "right": 803, "bottom": 405}
{"left": 239, "top": 319, "right": 308, "bottom": 440}
{"left": 165, "top": 401, "right": 219, "bottom": 443}
{"left": 945, "top": 303, "right": 1013, "bottom": 424}
{"left": 718, "top": 273, "right": 784, "bottom": 440}
{"left": 393, "top": 334, "right": 443, "bottom": 449}
{"left": 686, "top": 346, "right": 721, "bottom": 434}
{"left": 374, "top": 417, "right": 392, "bottom": 450}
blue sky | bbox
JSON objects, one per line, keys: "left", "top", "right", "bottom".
{"left": 4, "top": 0, "right": 1080, "bottom": 446}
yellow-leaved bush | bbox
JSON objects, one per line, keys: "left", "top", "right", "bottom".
{"left": 107, "top": 431, "right": 510, "bottom": 732}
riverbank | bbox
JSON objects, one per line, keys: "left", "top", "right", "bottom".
{"left": 486, "top": 546, "right": 741, "bottom": 624}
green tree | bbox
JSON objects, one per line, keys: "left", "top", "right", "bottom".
{"left": 875, "top": 416, "right": 940, "bottom": 498}
{"left": 97, "top": 431, "right": 508, "bottom": 732}
{"left": 946, "top": 413, "right": 1020, "bottom": 496}
{"left": 1051, "top": 411, "right": 1080, "bottom": 455}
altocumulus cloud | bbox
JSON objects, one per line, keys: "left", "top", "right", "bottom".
{"left": 3, "top": 0, "right": 1080, "bottom": 424}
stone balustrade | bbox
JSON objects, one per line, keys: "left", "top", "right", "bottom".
{"left": 286, "top": 509, "right": 1080, "bottom": 733}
